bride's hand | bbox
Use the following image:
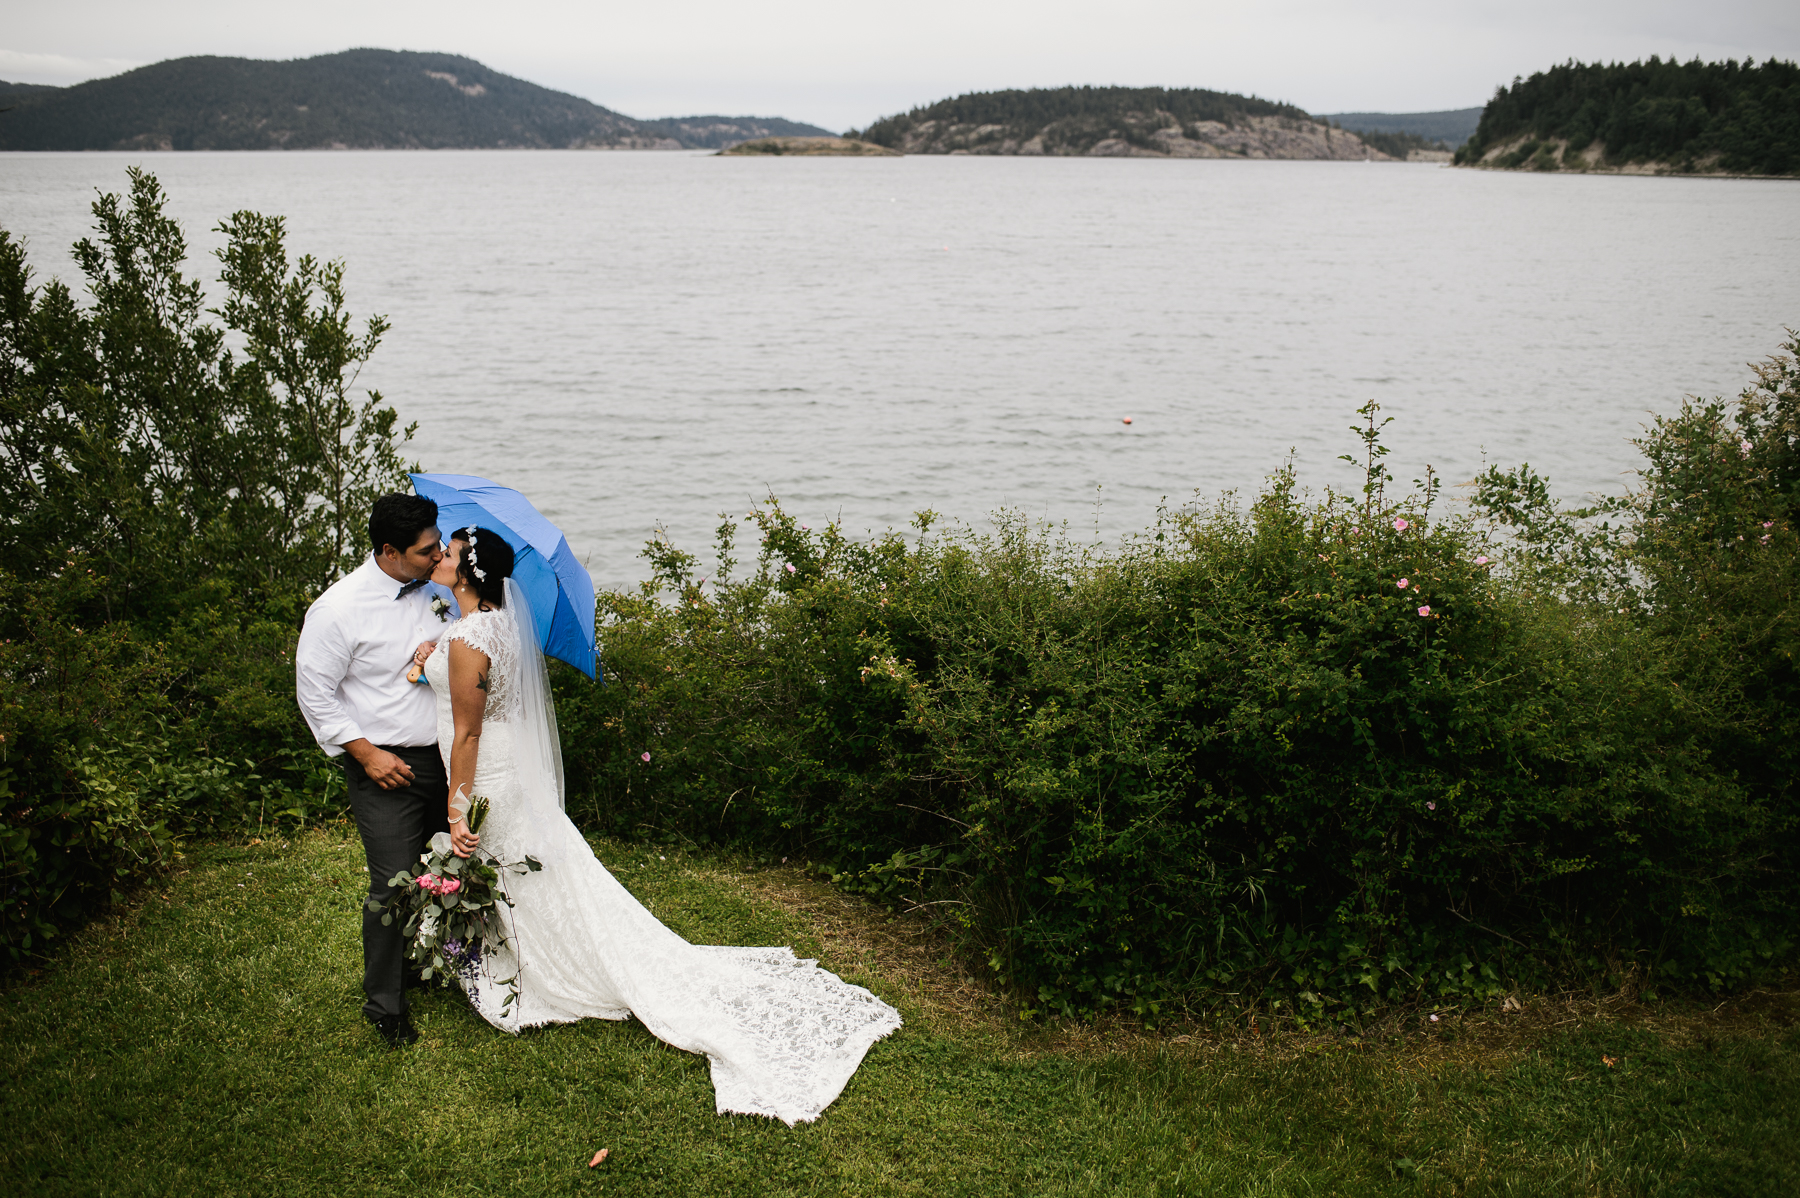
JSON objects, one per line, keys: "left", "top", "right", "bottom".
{"left": 451, "top": 822, "right": 479, "bottom": 858}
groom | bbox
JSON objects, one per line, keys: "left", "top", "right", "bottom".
{"left": 296, "top": 493, "right": 457, "bottom": 1049}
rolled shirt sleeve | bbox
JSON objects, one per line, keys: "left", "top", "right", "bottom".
{"left": 296, "top": 602, "right": 364, "bottom": 755}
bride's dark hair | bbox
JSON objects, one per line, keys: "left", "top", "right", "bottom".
{"left": 450, "top": 526, "right": 514, "bottom": 609}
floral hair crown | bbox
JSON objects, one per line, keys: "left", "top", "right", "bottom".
{"left": 464, "top": 525, "right": 487, "bottom": 581}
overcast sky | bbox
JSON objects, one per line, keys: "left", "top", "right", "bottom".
{"left": 4, "top": 0, "right": 1796, "bottom": 131}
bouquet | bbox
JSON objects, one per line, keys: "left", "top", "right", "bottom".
{"left": 375, "top": 794, "right": 542, "bottom": 1011}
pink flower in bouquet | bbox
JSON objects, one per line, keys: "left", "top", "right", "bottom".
{"left": 441, "top": 879, "right": 461, "bottom": 895}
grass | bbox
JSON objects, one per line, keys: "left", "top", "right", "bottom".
{"left": 4, "top": 827, "right": 1797, "bottom": 1197}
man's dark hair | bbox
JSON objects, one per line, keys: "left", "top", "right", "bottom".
{"left": 369, "top": 493, "right": 440, "bottom": 555}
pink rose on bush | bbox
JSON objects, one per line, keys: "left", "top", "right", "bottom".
{"left": 1397, "top": 578, "right": 1409, "bottom": 589}
{"left": 1393, "top": 518, "right": 1409, "bottom": 532}
{"left": 1418, "top": 605, "right": 1432, "bottom": 617}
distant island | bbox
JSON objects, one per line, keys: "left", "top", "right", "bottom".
{"left": 1318, "top": 108, "right": 1482, "bottom": 149}
{"left": 0, "top": 50, "right": 833, "bottom": 151}
{"left": 719, "top": 137, "right": 899, "bottom": 157}
{"left": 1454, "top": 57, "right": 1798, "bottom": 176}
{"left": 845, "top": 87, "right": 1396, "bottom": 159}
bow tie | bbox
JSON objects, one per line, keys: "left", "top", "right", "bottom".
{"left": 395, "top": 578, "right": 428, "bottom": 600}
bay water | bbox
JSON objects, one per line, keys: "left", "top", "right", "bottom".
{"left": 3, "top": 151, "right": 1795, "bottom": 588}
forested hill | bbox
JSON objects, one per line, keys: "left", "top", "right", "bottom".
{"left": 0, "top": 50, "right": 831, "bottom": 151}
{"left": 1455, "top": 57, "right": 1799, "bottom": 176}
{"left": 1319, "top": 108, "right": 1482, "bottom": 147}
{"left": 846, "top": 86, "right": 1382, "bottom": 159}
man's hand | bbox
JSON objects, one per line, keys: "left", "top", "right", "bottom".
{"left": 345, "top": 739, "right": 415, "bottom": 791}
{"left": 411, "top": 641, "right": 437, "bottom": 670}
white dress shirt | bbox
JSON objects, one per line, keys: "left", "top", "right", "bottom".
{"left": 295, "top": 556, "right": 458, "bottom": 756}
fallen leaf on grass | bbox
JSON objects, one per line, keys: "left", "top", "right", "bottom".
{"left": 1602, "top": 1056, "right": 1616, "bottom": 1067}
{"left": 589, "top": 1148, "right": 610, "bottom": 1168}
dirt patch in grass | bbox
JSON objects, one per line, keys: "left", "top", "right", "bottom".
{"left": 723, "top": 859, "right": 1800, "bottom": 1075}
{"left": 697, "top": 859, "right": 1015, "bottom": 1038}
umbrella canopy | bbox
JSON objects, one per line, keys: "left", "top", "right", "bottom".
{"left": 410, "top": 473, "right": 600, "bottom": 680}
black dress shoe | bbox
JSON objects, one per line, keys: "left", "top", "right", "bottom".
{"left": 367, "top": 1012, "right": 420, "bottom": 1048}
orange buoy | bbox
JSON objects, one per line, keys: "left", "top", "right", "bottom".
{"left": 1121, "top": 416, "right": 1133, "bottom": 425}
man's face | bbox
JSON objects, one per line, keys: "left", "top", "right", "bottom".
{"left": 384, "top": 526, "right": 444, "bottom": 581}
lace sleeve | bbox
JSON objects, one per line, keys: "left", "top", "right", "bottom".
{"left": 444, "top": 608, "right": 522, "bottom": 719}
{"left": 445, "top": 608, "right": 505, "bottom": 659}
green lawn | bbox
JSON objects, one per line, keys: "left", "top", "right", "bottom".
{"left": 4, "top": 828, "right": 1796, "bottom": 1196}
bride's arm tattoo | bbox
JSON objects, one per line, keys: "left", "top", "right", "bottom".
{"left": 476, "top": 671, "right": 490, "bottom": 692}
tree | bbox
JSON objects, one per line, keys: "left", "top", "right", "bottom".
{"left": 0, "top": 166, "right": 412, "bottom": 621}
{"left": 0, "top": 168, "right": 416, "bottom": 956}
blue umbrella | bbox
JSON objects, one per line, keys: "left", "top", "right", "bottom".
{"left": 410, "top": 473, "right": 601, "bottom": 681}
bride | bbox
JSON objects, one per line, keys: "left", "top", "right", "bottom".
{"left": 419, "top": 525, "right": 900, "bottom": 1125}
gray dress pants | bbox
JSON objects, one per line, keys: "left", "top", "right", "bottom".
{"left": 345, "top": 745, "right": 450, "bottom": 1020}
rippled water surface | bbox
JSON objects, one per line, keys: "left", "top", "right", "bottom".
{"left": 4, "top": 151, "right": 1796, "bottom": 586}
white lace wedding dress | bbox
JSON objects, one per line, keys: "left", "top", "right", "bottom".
{"left": 422, "top": 598, "right": 900, "bottom": 1125}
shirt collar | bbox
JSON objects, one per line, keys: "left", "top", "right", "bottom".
{"left": 359, "top": 555, "right": 428, "bottom": 600}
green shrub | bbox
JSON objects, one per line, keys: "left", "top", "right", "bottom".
{"left": 558, "top": 375, "right": 1799, "bottom": 1018}
{"left": 0, "top": 169, "right": 404, "bottom": 957}
{"left": 1474, "top": 329, "right": 1800, "bottom": 989}
{"left": 0, "top": 566, "right": 175, "bottom": 953}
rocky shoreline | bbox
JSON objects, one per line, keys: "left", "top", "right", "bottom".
{"left": 1460, "top": 133, "right": 1794, "bottom": 177}
{"left": 879, "top": 113, "right": 1391, "bottom": 159}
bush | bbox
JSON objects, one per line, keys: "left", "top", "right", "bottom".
{"left": 558, "top": 377, "right": 1799, "bottom": 1019}
{"left": 0, "top": 170, "right": 405, "bottom": 957}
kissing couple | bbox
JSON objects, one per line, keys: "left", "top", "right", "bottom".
{"left": 295, "top": 493, "right": 899, "bottom": 1125}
